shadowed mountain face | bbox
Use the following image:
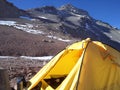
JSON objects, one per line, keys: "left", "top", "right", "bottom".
{"left": 0, "top": 1, "right": 120, "bottom": 56}
{"left": 0, "top": 0, "right": 26, "bottom": 18}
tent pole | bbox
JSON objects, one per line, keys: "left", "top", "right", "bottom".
{"left": 76, "top": 40, "right": 91, "bottom": 90}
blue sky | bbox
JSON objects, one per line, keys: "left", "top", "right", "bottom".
{"left": 8, "top": 0, "right": 120, "bottom": 29}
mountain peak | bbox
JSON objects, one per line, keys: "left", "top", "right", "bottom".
{"left": 59, "top": 3, "right": 78, "bottom": 11}
{"left": 60, "top": 3, "right": 75, "bottom": 9}
{"left": 59, "top": 4, "right": 89, "bottom": 16}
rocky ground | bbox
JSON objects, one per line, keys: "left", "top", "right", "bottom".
{"left": 0, "top": 57, "right": 49, "bottom": 89}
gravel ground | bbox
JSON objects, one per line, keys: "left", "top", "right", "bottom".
{"left": 0, "top": 58, "right": 49, "bottom": 89}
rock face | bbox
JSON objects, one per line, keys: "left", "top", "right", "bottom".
{"left": 0, "top": 0, "right": 26, "bottom": 18}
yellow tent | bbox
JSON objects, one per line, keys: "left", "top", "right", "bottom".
{"left": 27, "top": 38, "right": 120, "bottom": 90}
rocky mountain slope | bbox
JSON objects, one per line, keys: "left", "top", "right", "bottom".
{"left": 27, "top": 4, "right": 120, "bottom": 51}
{"left": 0, "top": 0, "right": 26, "bottom": 18}
{"left": 0, "top": 21, "right": 68, "bottom": 56}
{"left": 0, "top": 2, "right": 120, "bottom": 57}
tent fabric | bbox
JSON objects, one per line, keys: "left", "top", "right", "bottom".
{"left": 27, "top": 38, "right": 120, "bottom": 90}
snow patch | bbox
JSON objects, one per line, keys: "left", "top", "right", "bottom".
{"left": 26, "top": 23, "right": 33, "bottom": 28}
{"left": 0, "top": 56, "right": 17, "bottom": 59}
{"left": 0, "top": 56, "right": 53, "bottom": 61}
{"left": 71, "top": 13, "right": 86, "bottom": 18}
{"left": 38, "top": 16, "right": 48, "bottom": 19}
{"left": 15, "top": 25, "right": 44, "bottom": 34}
{"left": 20, "top": 56, "right": 53, "bottom": 61}
{"left": 0, "top": 20, "right": 44, "bottom": 35}
{"left": 109, "top": 35, "right": 113, "bottom": 38}
{"left": 0, "top": 20, "right": 16, "bottom": 26}
{"left": 14, "top": 23, "right": 44, "bottom": 34}
{"left": 104, "top": 33, "right": 113, "bottom": 39}
{"left": 85, "top": 23, "right": 90, "bottom": 29}
{"left": 47, "top": 35, "right": 71, "bottom": 42}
